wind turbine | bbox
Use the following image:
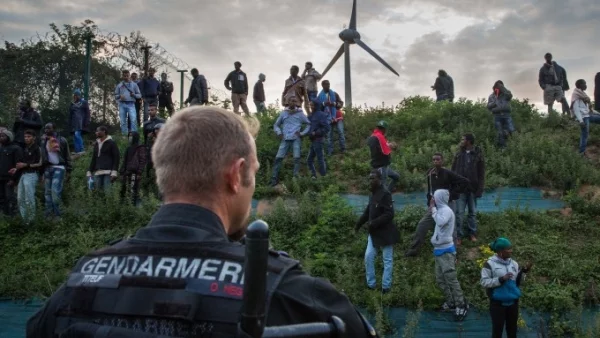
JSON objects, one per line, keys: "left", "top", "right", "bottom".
{"left": 321, "top": 0, "right": 399, "bottom": 109}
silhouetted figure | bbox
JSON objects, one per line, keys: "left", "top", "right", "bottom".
{"left": 538, "top": 53, "right": 570, "bottom": 115}
{"left": 158, "top": 72, "right": 174, "bottom": 116}
{"left": 224, "top": 61, "right": 250, "bottom": 115}
{"left": 184, "top": 68, "right": 209, "bottom": 106}
{"left": 253, "top": 73, "right": 266, "bottom": 113}
{"left": 431, "top": 70, "right": 454, "bottom": 102}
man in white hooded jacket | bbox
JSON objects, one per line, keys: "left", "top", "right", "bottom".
{"left": 430, "top": 189, "right": 468, "bottom": 321}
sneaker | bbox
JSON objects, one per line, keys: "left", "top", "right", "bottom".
{"left": 454, "top": 305, "right": 469, "bottom": 321}
{"left": 404, "top": 250, "right": 418, "bottom": 257}
{"left": 441, "top": 302, "right": 455, "bottom": 312}
{"left": 469, "top": 235, "right": 477, "bottom": 242}
{"left": 367, "top": 285, "right": 376, "bottom": 291}
{"left": 382, "top": 288, "right": 391, "bottom": 294}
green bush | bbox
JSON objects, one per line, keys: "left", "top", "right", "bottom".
{"left": 2, "top": 97, "right": 600, "bottom": 335}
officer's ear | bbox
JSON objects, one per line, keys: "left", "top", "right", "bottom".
{"left": 225, "top": 157, "right": 246, "bottom": 194}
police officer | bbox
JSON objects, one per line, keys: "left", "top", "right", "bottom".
{"left": 27, "top": 106, "right": 376, "bottom": 337}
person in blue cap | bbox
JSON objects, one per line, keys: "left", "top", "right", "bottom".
{"left": 69, "top": 88, "right": 91, "bottom": 154}
{"left": 481, "top": 237, "right": 533, "bottom": 338}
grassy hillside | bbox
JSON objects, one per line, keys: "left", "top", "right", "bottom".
{"left": 1, "top": 97, "right": 600, "bottom": 336}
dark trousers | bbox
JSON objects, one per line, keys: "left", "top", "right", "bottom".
{"left": 120, "top": 173, "right": 141, "bottom": 206}
{"left": 490, "top": 301, "right": 519, "bottom": 338}
{"left": 0, "top": 180, "right": 17, "bottom": 216}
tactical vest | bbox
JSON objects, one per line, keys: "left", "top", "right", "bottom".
{"left": 54, "top": 238, "right": 300, "bottom": 338}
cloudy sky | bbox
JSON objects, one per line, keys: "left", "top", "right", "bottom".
{"left": 1, "top": 0, "right": 598, "bottom": 112}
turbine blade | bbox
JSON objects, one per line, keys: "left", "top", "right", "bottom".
{"left": 321, "top": 43, "right": 345, "bottom": 77}
{"left": 354, "top": 38, "right": 399, "bottom": 76}
{"left": 349, "top": 0, "right": 357, "bottom": 30}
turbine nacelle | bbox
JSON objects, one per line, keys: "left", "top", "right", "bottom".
{"left": 339, "top": 29, "right": 360, "bottom": 43}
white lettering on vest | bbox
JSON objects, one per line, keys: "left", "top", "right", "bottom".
{"left": 79, "top": 255, "right": 244, "bottom": 283}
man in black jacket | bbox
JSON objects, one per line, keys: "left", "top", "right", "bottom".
{"left": 158, "top": 72, "right": 174, "bottom": 116}
{"left": 451, "top": 133, "right": 485, "bottom": 244}
{"left": 41, "top": 123, "right": 72, "bottom": 218}
{"left": 595, "top": 72, "right": 600, "bottom": 111}
{"left": 0, "top": 130, "right": 22, "bottom": 216}
{"left": 86, "top": 126, "right": 120, "bottom": 192}
{"left": 224, "top": 61, "right": 250, "bottom": 115}
{"left": 15, "top": 129, "right": 43, "bottom": 223}
{"left": 27, "top": 106, "right": 377, "bottom": 338}
{"left": 355, "top": 169, "right": 399, "bottom": 293}
{"left": 405, "top": 153, "right": 469, "bottom": 257}
{"left": 184, "top": 68, "right": 209, "bottom": 106}
{"left": 13, "top": 99, "right": 43, "bottom": 149}
{"left": 538, "top": 53, "right": 570, "bottom": 115}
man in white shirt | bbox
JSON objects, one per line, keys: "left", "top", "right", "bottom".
{"left": 571, "top": 79, "right": 600, "bottom": 156}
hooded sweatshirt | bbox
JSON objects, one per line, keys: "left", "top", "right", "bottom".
{"left": 481, "top": 255, "right": 525, "bottom": 305}
{"left": 430, "top": 189, "right": 456, "bottom": 254}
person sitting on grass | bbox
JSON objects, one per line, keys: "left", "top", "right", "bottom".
{"left": 481, "top": 237, "right": 532, "bottom": 338}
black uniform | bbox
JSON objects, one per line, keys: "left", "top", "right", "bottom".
{"left": 26, "top": 204, "right": 375, "bottom": 338}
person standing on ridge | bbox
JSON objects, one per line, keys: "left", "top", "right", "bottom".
{"left": 355, "top": 169, "right": 399, "bottom": 294}
{"left": 594, "top": 72, "right": 600, "bottom": 112}
{"left": 405, "top": 153, "right": 469, "bottom": 257}
{"left": 538, "top": 53, "right": 570, "bottom": 115}
{"left": 571, "top": 79, "right": 600, "bottom": 157}
{"left": 430, "top": 189, "right": 469, "bottom": 321}
{"left": 158, "top": 72, "right": 174, "bottom": 116}
{"left": 253, "top": 73, "right": 267, "bottom": 113}
{"left": 487, "top": 80, "right": 516, "bottom": 149}
{"left": 270, "top": 96, "right": 311, "bottom": 186}
{"left": 130, "top": 72, "right": 142, "bottom": 128}
{"left": 185, "top": 68, "right": 209, "bottom": 106}
{"left": 115, "top": 70, "right": 142, "bottom": 136}
{"left": 318, "top": 80, "right": 346, "bottom": 155}
{"left": 26, "top": 106, "right": 377, "bottom": 338}
{"left": 224, "top": 61, "right": 250, "bottom": 115}
{"left": 302, "top": 61, "right": 322, "bottom": 102}
{"left": 367, "top": 120, "right": 399, "bottom": 192}
{"left": 138, "top": 67, "right": 161, "bottom": 124}
{"left": 68, "top": 88, "right": 90, "bottom": 154}
{"left": 451, "top": 133, "right": 485, "bottom": 244}
{"left": 481, "top": 237, "right": 532, "bottom": 338}
{"left": 282, "top": 65, "right": 310, "bottom": 113}
{"left": 306, "top": 100, "right": 331, "bottom": 178}
{"left": 431, "top": 70, "right": 454, "bottom": 102}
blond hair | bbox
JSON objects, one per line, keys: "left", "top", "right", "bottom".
{"left": 152, "top": 106, "right": 260, "bottom": 197}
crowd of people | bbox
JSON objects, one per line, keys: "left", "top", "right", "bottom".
{"left": 5, "top": 51, "right": 599, "bottom": 338}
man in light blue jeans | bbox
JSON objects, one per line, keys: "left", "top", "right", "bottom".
{"left": 41, "top": 123, "right": 72, "bottom": 218}
{"left": 270, "top": 97, "right": 310, "bottom": 186}
{"left": 355, "top": 170, "right": 399, "bottom": 293}
{"left": 114, "top": 69, "right": 141, "bottom": 135}
{"left": 15, "top": 130, "right": 43, "bottom": 223}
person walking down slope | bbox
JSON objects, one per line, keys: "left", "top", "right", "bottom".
{"left": 86, "top": 126, "right": 120, "bottom": 192}
{"left": 487, "top": 80, "right": 516, "bottom": 148}
{"left": 253, "top": 73, "right": 267, "bottom": 113}
{"left": 119, "top": 131, "right": 147, "bottom": 207}
{"left": 481, "top": 237, "right": 533, "bottom": 338}
{"left": 538, "top": 53, "right": 570, "bottom": 115}
{"left": 306, "top": 100, "right": 331, "bottom": 178}
{"left": 224, "top": 61, "right": 250, "bottom": 115}
{"left": 270, "top": 97, "right": 311, "bottom": 186}
{"left": 571, "top": 79, "right": 600, "bottom": 157}
{"left": 431, "top": 70, "right": 454, "bottom": 102}
{"left": 185, "top": 68, "right": 209, "bottom": 106}
{"left": 367, "top": 121, "right": 400, "bottom": 192}
{"left": 355, "top": 169, "right": 399, "bottom": 294}
{"left": 41, "top": 123, "right": 72, "bottom": 219}
{"left": 68, "top": 88, "right": 91, "bottom": 154}
{"left": 451, "top": 133, "right": 485, "bottom": 244}
{"left": 430, "top": 189, "right": 469, "bottom": 321}
{"left": 405, "top": 153, "right": 469, "bottom": 257}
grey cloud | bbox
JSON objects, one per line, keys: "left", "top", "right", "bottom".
{"left": 1, "top": 0, "right": 598, "bottom": 109}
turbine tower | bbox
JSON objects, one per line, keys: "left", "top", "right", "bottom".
{"left": 321, "top": 0, "right": 399, "bottom": 109}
